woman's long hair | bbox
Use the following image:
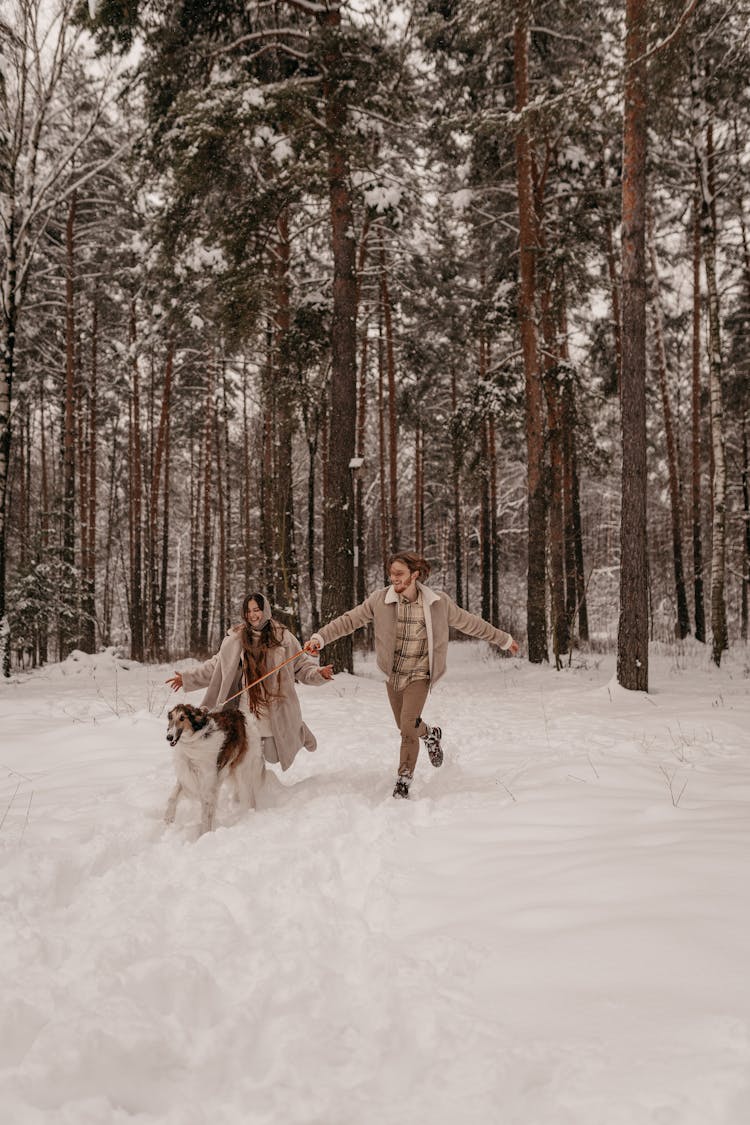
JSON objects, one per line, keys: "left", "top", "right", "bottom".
{"left": 387, "top": 551, "right": 431, "bottom": 582}
{"left": 239, "top": 593, "right": 284, "bottom": 715}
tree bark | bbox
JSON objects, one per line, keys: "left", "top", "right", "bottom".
{"left": 742, "top": 411, "right": 750, "bottom": 643}
{"left": 648, "top": 220, "right": 691, "bottom": 639}
{"left": 514, "top": 0, "right": 547, "bottom": 663}
{"left": 699, "top": 122, "right": 728, "bottom": 665}
{"left": 317, "top": 6, "right": 358, "bottom": 671}
{"left": 128, "top": 302, "right": 145, "bottom": 662}
{"left": 379, "top": 237, "right": 399, "bottom": 554}
{"left": 273, "top": 206, "right": 300, "bottom": 632}
{"left": 199, "top": 358, "right": 214, "bottom": 656}
{"left": 479, "top": 333, "right": 492, "bottom": 623}
{"left": 617, "top": 0, "right": 649, "bottom": 692}
{"left": 540, "top": 267, "right": 569, "bottom": 665}
{"left": 62, "top": 190, "right": 78, "bottom": 655}
{"left": 150, "top": 341, "right": 173, "bottom": 659}
{"left": 451, "top": 364, "right": 463, "bottom": 607}
{"left": 601, "top": 157, "right": 623, "bottom": 393}
{"left": 378, "top": 311, "right": 389, "bottom": 581}
{"left": 489, "top": 415, "right": 499, "bottom": 628}
{"left": 691, "top": 166, "right": 706, "bottom": 642}
{"left": 81, "top": 298, "right": 98, "bottom": 653}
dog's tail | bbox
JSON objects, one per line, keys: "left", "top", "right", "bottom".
{"left": 214, "top": 710, "right": 248, "bottom": 772}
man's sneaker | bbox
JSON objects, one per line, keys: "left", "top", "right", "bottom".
{"left": 392, "top": 773, "right": 412, "bottom": 799}
{"left": 423, "top": 725, "right": 443, "bottom": 768}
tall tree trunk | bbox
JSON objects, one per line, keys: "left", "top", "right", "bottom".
{"left": 261, "top": 319, "right": 275, "bottom": 599}
{"left": 129, "top": 302, "right": 145, "bottom": 662}
{"left": 354, "top": 219, "right": 371, "bottom": 615}
{"left": 38, "top": 390, "right": 50, "bottom": 664}
{"left": 17, "top": 402, "right": 28, "bottom": 571}
{"left": 570, "top": 444, "right": 588, "bottom": 643}
{"left": 514, "top": 0, "right": 547, "bottom": 663}
{"left": 273, "top": 206, "right": 300, "bottom": 632}
{"left": 242, "top": 366, "right": 252, "bottom": 594}
{"left": 617, "top": 0, "right": 649, "bottom": 692}
{"left": 0, "top": 212, "right": 18, "bottom": 675}
{"left": 189, "top": 414, "right": 200, "bottom": 653}
{"left": 479, "top": 333, "right": 491, "bottom": 623}
{"left": 742, "top": 411, "right": 750, "bottom": 643}
{"left": 451, "top": 364, "right": 463, "bottom": 607}
{"left": 62, "top": 190, "right": 78, "bottom": 655}
{"left": 307, "top": 427, "right": 320, "bottom": 634}
{"left": 601, "top": 157, "right": 624, "bottom": 392}
{"left": 102, "top": 418, "right": 119, "bottom": 647}
{"left": 378, "top": 311, "right": 389, "bottom": 580}
{"left": 414, "top": 419, "right": 425, "bottom": 557}
{"left": 151, "top": 340, "right": 173, "bottom": 659}
{"left": 489, "top": 415, "right": 499, "bottom": 628}
{"left": 81, "top": 298, "right": 98, "bottom": 652}
{"left": 540, "top": 266, "right": 569, "bottom": 665}
{"left": 699, "top": 122, "right": 728, "bottom": 665}
{"left": 199, "top": 359, "right": 214, "bottom": 656}
{"left": 355, "top": 326, "right": 369, "bottom": 609}
{"left": 214, "top": 391, "right": 228, "bottom": 641}
{"left": 318, "top": 5, "right": 358, "bottom": 672}
{"left": 648, "top": 220, "right": 691, "bottom": 639}
{"left": 557, "top": 287, "right": 587, "bottom": 642}
{"left": 379, "top": 237, "right": 399, "bottom": 553}
{"left": 733, "top": 124, "right": 750, "bottom": 643}
{"left": 220, "top": 366, "right": 231, "bottom": 630}
{"left": 160, "top": 376, "right": 171, "bottom": 659}
{"left": 691, "top": 165, "right": 706, "bottom": 642}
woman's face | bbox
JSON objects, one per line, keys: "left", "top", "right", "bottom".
{"left": 245, "top": 599, "right": 264, "bottom": 628}
{"left": 389, "top": 561, "right": 418, "bottom": 594}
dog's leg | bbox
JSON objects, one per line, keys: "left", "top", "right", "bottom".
{"left": 199, "top": 782, "right": 220, "bottom": 835}
{"left": 248, "top": 757, "right": 265, "bottom": 810}
{"left": 164, "top": 782, "right": 183, "bottom": 824}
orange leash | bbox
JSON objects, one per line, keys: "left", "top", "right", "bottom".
{"left": 218, "top": 650, "right": 305, "bottom": 708}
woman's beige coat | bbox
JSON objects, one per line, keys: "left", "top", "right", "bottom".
{"left": 318, "top": 583, "right": 513, "bottom": 686}
{"left": 181, "top": 626, "right": 327, "bottom": 770}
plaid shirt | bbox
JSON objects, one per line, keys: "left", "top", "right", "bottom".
{"left": 390, "top": 591, "right": 430, "bottom": 692}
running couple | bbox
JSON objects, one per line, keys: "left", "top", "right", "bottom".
{"left": 169, "top": 552, "right": 518, "bottom": 799}
{"left": 306, "top": 551, "right": 519, "bottom": 799}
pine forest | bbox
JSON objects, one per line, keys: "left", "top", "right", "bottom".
{"left": 2, "top": 0, "right": 749, "bottom": 689}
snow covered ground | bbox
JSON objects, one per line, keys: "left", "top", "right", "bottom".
{"left": 1, "top": 640, "right": 749, "bottom": 1125}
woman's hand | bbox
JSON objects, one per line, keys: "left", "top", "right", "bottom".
{"left": 507, "top": 640, "right": 520, "bottom": 656}
{"left": 166, "top": 672, "right": 184, "bottom": 692}
{"left": 318, "top": 664, "right": 334, "bottom": 681}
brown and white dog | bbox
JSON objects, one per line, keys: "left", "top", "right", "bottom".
{"left": 165, "top": 703, "right": 264, "bottom": 835}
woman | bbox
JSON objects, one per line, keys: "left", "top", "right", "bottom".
{"left": 167, "top": 593, "right": 333, "bottom": 771}
{"left": 306, "top": 551, "right": 518, "bottom": 798}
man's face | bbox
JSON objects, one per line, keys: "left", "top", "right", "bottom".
{"left": 389, "top": 562, "right": 417, "bottom": 593}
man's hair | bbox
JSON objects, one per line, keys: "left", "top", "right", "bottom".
{"left": 387, "top": 552, "right": 431, "bottom": 581}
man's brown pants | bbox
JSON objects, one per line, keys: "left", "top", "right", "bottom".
{"left": 386, "top": 679, "right": 430, "bottom": 777}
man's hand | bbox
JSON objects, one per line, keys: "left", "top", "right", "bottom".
{"left": 166, "top": 672, "right": 184, "bottom": 691}
{"left": 508, "top": 640, "right": 520, "bottom": 656}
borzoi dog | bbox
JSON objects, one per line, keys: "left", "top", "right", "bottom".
{"left": 165, "top": 703, "right": 264, "bottom": 835}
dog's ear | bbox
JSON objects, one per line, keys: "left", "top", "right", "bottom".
{"left": 167, "top": 708, "right": 173, "bottom": 721}
{"left": 184, "top": 704, "right": 208, "bottom": 731}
